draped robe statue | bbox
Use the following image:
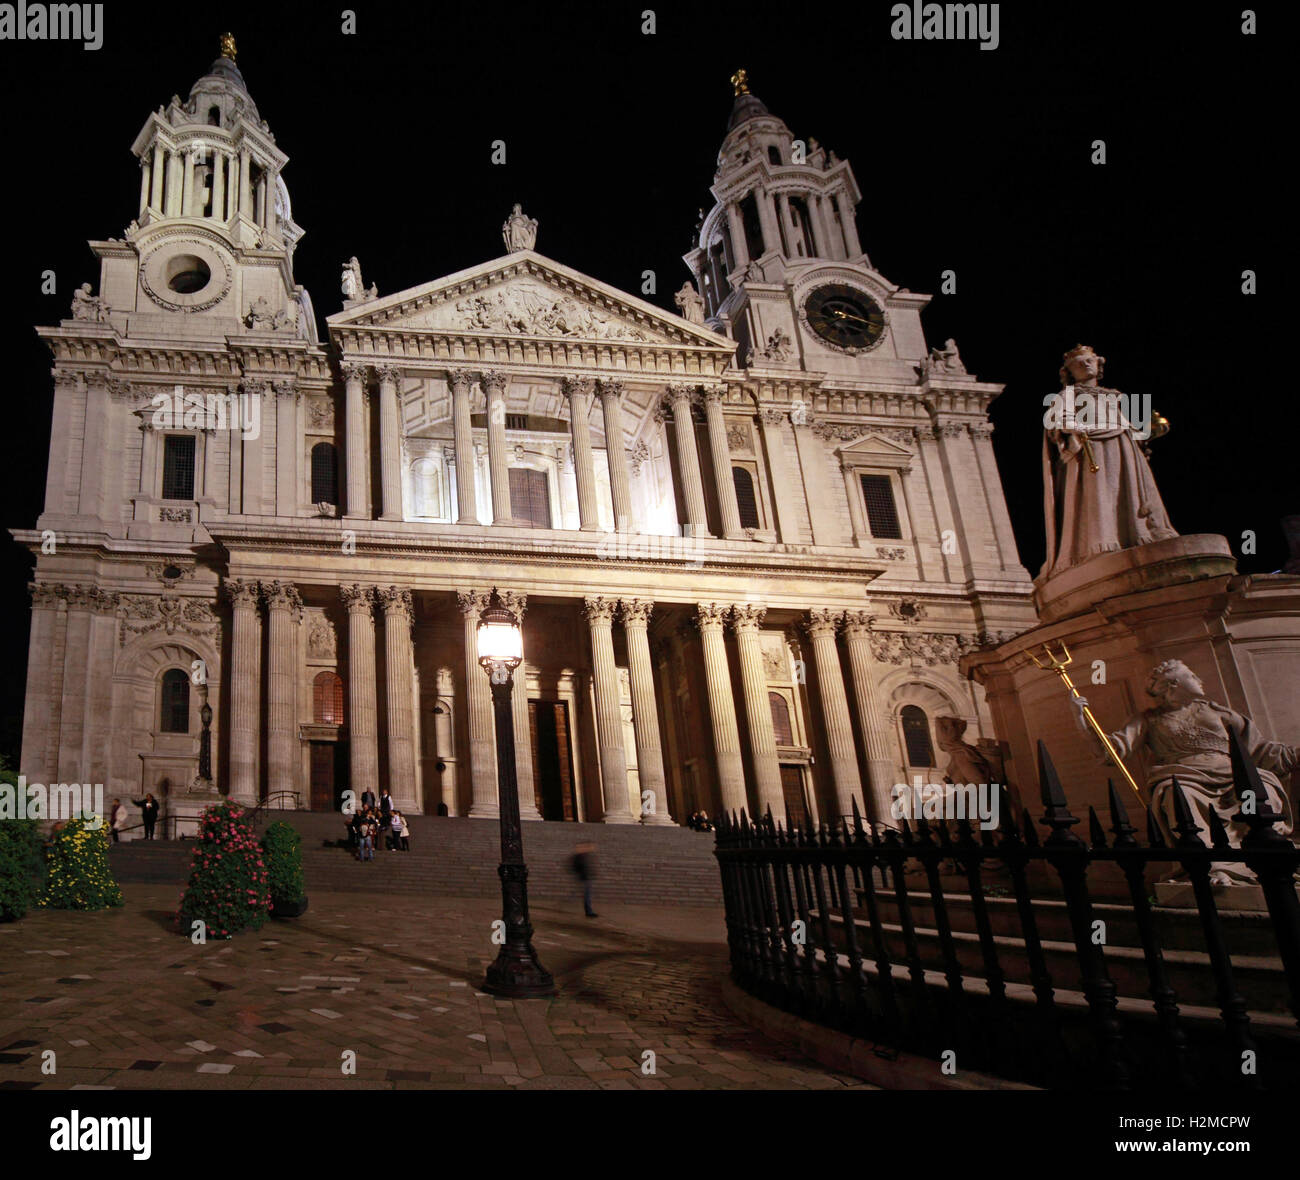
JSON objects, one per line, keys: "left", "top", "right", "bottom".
{"left": 1039, "top": 344, "right": 1177, "bottom": 579}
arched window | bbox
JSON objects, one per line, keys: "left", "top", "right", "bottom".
{"left": 160, "top": 668, "right": 190, "bottom": 733}
{"left": 901, "top": 705, "right": 935, "bottom": 767}
{"left": 767, "top": 145, "right": 782, "bottom": 165}
{"left": 732, "top": 466, "right": 760, "bottom": 530}
{"left": 313, "top": 671, "right": 344, "bottom": 725}
{"left": 769, "top": 692, "right": 793, "bottom": 744}
{"left": 311, "top": 442, "right": 338, "bottom": 505}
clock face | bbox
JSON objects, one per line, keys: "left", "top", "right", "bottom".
{"left": 803, "top": 284, "right": 886, "bottom": 352}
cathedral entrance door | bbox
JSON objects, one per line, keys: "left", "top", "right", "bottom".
{"left": 529, "top": 700, "right": 578, "bottom": 821}
{"left": 309, "top": 742, "right": 335, "bottom": 811}
{"left": 780, "top": 765, "right": 810, "bottom": 829}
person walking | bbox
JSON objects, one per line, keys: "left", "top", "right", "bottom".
{"left": 133, "top": 793, "right": 159, "bottom": 840}
{"left": 109, "top": 798, "right": 126, "bottom": 843}
{"left": 390, "top": 810, "right": 408, "bottom": 851}
{"left": 572, "top": 842, "right": 597, "bottom": 918}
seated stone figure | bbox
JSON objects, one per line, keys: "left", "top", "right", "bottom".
{"left": 1074, "top": 659, "right": 1297, "bottom": 885}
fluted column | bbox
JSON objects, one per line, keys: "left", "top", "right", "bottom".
{"left": 238, "top": 148, "right": 252, "bottom": 219}
{"left": 584, "top": 597, "right": 635, "bottom": 822}
{"left": 343, "top": 363, "right": 369, "bottom": 518}
{"left": 837, "top": 189, "right": 864, "bottom": 257}
{"left": 263, "top": 581, "right": 302, "bottom": 803}
{"left": 697, "top": 602, "right": 747, "bottom": 814}
{"left": 621, "top": 599, "right": 672, "bottom": 825}
{"left": 377, "top": 365, "right": 403, "bottom": 521}
{"left": 667, "top": 385, "right": 710, "bottom": 537}
{"left": 731, "top": 604, "right": 784, "bottom": 820}
{"left": 379, "top": 587, "right": 418, "bottom": 810}
{"left": 210, "top": 151, "right": 225, "bottom": 221}
{"left": 842, "top": 611, "right": 900, "bottom": 829}
{"left": 597, "top": 379, "right": 633, "bottom": 531}
{"left": 149, "top": 143, "right": 164, "bottom": 211}
{"left": 180, "top": 148, "right": 196, "bottom": 216}
{"left": 806, "top": 609, "right": 864, "bottom": 822}
{"left": 703, "top": 385, "right": 744, "bottom": 538}
{"left": 341, "top": 585, "right": 380, "bottom": 805}
{"left": 225, "top": 580, "right": 262, "bottom": 804}
{"left": 563, "top": 377, "right": 600, "bottom": 531}
{"left": 501, "top": 591, "right": 542, "bottom": 821}
{"left": 482, "top": 371, "right": 513, "bottom": 525}
{"left": 138, "top": 156, "right": 152, "bottom": 217}
{"left": 459, "top": 590, "right": 498, "bottom": 818}
{"left": 449, "top": 368, "right": 478, "bottom": 524}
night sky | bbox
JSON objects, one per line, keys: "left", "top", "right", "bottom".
{"left": 0, "top": 1, "right": 1282, "bottom": 766}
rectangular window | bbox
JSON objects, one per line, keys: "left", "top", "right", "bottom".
{"left": 508, "top": 468, "right": 551, "bottom": 529}
{"left": 505, "top": 414, "right": 529, "bottom": 431}
{"left": 860, "top": 473, "right": 902, "bottom": 539}
{"left": 161, "top": 434, "right": 196, "bottom": 500}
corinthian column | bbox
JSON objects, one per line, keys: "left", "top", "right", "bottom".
{"left": 459, "top": 589, "right": 498, "bottom": 817}
{"left": 842, "top": 610, "right": 900, "bottom": 829}
{"left": 697, "top": 602, "right": 747, "bottom": 814}
{"left": 731, "top": 604, "right": 784, "bottom": 820}
{"left": 806, "top": 609, "right": 863, "bottom": 823}
{"left": 500, "top": 591, "right": 542, "bottom": 821}
{"left": 263, "top": 580, "right": 302, "bottom": 803}
{"left": 448, "top": 368, "right": 478, "bottom": 524}
{"left": 225, "top": 579, "right": 262, "bottom": 804}
{"left": 584, "top": 597, "right": 635, "bottom": 822}
{"left": 482, "top": 371, "right": 512, "bottom": 525}
{"left": 597, "top": 379, "right": 633, "bottom": 532}
{"left": 379, "top": 586, "right": 418, "bottom": 810}
{"left": 376, "top": 365, "right": 403, "bottom": 521}
{"left": 341, "top": 585, "right": 379, "bottom": 805}
{"left": 703, "top": 385, "right": 744, "bottom": 538}
{"left": 620, "top": 599, "right": 672, "bottom": 825}
{"left": 343, "top": 363, "right": 370, "bottom": 519}
{"left": 667, "top": 385, "right": 710, "bottom": 537}
{"left": 563, "top": 377, "right": 600, "bottom": 531}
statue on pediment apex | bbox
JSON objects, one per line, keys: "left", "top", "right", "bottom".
{"left": 502, "top": 204, "right": 539, "bottom": 253}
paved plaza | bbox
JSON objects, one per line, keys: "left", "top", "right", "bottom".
{"left": 0, "top": 885, "right": 871, "bottom": 1090}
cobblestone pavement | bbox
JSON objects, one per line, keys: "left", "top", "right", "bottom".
{"left": 0, "top": 886, "right": 872, "bottom": 1090}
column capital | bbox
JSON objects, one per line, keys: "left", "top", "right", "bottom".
{"left": 261, "top": 579, "right": 303, "bottom": 615}
{"left": 595, "top": 378, "right": 625, "bottom": 399}
{"left": 666, "top": 382, "right": 699, "bottom": 406}
{"left": 239, "top": 377, "right": 269, "bottom": 398}
{"left": 583, "top": 595, "right": 618, "bottom": 625}
{"left": 456, "top": 588, "right": 491, "bottom": 618}
{"left": 499, "top": 589, "right": 528, "bottom": 619}
{"left": 377, "top": 585, "right": 414, "bottom": 622}
{"left": 29, "top": 582, "right": 64, "bottom": 609}
{"left": 620, "top": 598, "right": 653, "bottom": 627}
{"left": 842, "top": 608, "right": 876, "bottom": 637}
{"left": 375, "top": 364, "right": 401, "bottom": 388}
{"left": 730, "top": 603, "right": 767, "bottom": 632}
{"left": 805, "top": 608, "right": 843, "bottom": 639}
{"left": 224, "top": 578, "right": 261, "bottom": 609}
{"left": 272, "top": 378, "right": 299, "bottom": 401}
{"left": 561, "top": 375, "right": 595, "bottom": 400}
{"left": 701, "top": 384, "right": 728, "bottom": 406}
{"left": 480, "top": 370, "right": 508, "bottom": 396}
{"left": 447, "top": 368, "right": 476, "bottom": 391}
{"left": 696, "top": 601, "right": 729, "bottom": 630}
{"left": 341, "top": 362, "right": 368, "bottom": 385}
{"left": 340, "top": 583, "right": 376, "bottom": 613}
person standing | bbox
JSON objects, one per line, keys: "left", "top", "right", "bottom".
{"left": 358, "top": 815, "right": 374, "bottom": 862}
{"left": 109, "top": 798, "right": 125, "bottom": 843}
{"left": 133, "top": 793, "right": 159, "bottom": 840}
{"left": 572, "top": 842, "right": 597, "bottom": 918}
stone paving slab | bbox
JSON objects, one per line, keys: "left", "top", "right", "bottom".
{"left": 0, "top": 886, "right": 871, "bottom": 1091}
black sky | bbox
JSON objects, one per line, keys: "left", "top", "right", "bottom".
{"left": 0, "top": 1, "right": 1283, "bottom": 765}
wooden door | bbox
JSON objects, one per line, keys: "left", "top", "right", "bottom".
{"left": 780, "top": 765, "right": 810, "bottom": 829}
{"left": 310, "top": 743, "right": 334, "bottom": 811}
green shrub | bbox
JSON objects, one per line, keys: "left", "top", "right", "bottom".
{"left": 40, "top": 815, "right": 124, "bottom": 911}
{"left": 0, "top": 818, "right": 43, "bottom": 921}
{"left": 261, "top": 821, "right": 305, "bottom": 906}
{"left": 177, "top": 801, "right": 270, "bottom": 939}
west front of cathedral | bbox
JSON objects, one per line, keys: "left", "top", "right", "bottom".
{"left": 14, "top": 45, "right": 1038, "bottom": 835}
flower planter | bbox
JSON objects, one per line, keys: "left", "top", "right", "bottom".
{"left": 270, "top": 893, "right": 308, "bottom": 918}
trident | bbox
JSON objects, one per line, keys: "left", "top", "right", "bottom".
{"left": 1029, "top": 642, "right": 1145, "bottom": 805}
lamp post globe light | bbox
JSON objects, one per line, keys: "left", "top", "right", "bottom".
{"left": 476, "top": 593, "right": 555, "bottom": 998}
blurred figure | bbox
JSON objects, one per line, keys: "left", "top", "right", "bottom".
{"left": 109, "top": 798, "right": 126, "bottom": 843}
{"left": 572, "top": 842, "right": 597, "bottom": 918}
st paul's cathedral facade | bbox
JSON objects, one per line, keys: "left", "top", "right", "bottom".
{"left": 15, "top": 44, "right": 1037, "bottom": 834}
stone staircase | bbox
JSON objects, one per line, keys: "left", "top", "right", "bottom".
{"left": 107, "top": 810, "right": 724, "bottom": 908}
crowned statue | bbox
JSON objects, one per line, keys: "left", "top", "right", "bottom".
{"left": 1039, "top": 344, "right": 1176, "bottom": 580}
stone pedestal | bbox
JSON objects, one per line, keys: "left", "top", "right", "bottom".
{"left": 168, "top": 777, "right": 222, "bottom": 839}
{"left": 964, "top": 535, "right": 1300, "bottom": 823}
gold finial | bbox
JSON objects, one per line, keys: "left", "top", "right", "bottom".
{"left": 730, "top": 68, "right": 750, "bottom": 96}
{"left": 219, "top": 32, "right": 237, "bottom": 62}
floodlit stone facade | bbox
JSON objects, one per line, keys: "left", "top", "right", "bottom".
{"left": 13, "top": 48, "right": 1037, "bottom": 833}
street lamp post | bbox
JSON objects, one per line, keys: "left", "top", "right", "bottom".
{"left": 477, "top": 594, "right": 555, "bottom": 998}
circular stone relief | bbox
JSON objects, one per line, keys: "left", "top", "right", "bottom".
{"left": 140, "top": 236, "right": 233, "bottom": 312}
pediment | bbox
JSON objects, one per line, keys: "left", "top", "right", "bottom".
{"left": 327, "top": 250, "right": 731, "bottom": 350}
{"left": 836, "top": 432, "right": 915, "bottom": 465}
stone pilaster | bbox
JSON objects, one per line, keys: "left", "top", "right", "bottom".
{"left": 81, "top": 590, "right": 121, "bottom": 788}
{"left": 620, "top": 599, "right": 672, "bottom": 825}
{"left": 274, "top": 380, "right": 300, "bottom": 517}
{"left": 731, "top": 604, "right": 784, "bottom": 820}
{"left": 842, "top": 610, "right": 901, "bottom": 829}
{"left": 378, "top": 586, "right": 418, "bottom": 811}
{"left": 226, "top": 579, "right": 262, "bottom": 803}
{"left": 563, "top": 377, "right": 600, "bottom": 531}
{"left": 341, "top": 584, "right": 379, "bottom": 806}
{"left": 448, "top": 368, "right": 478, "bottom": 524}
{"left": 343, "top": 363, "right": 369, "bottom": 519}
{"left": 482, "top": 371, "right": 512, "bottom": 525}
{"left": 703, "top": 386, "right": 744, "bottom": 538}
{"left": 376, "top": 365, "right": 403, "bottom": 521}
{"left": 56, "top": 586, "right": 94, "bottom": 782}
{"left": 697, "top": 602, "right": 747, "bottom": 815}
{"left": 263, "top": 580, "right": 302, "bottom": 803}
{"left": 597, "top": 379, "right": 633, "bottom": 532}
{"left": 584, "top": 597, "right": 635, "bottom": 822}
{"left": 667, "top": 385, "right": 710, "bottom": 537}
{"left": 459, "top": 589, "right": 498, "bottom": 817}
{"left": 20, "top": 584, "right": 62, "bottom": 784}
{"left": 806, "top": 608, "right": 864, "bottom": 822}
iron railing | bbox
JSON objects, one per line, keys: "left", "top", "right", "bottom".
{"left": 714, "top": 727, "right": 1300, "bottom": 1090}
